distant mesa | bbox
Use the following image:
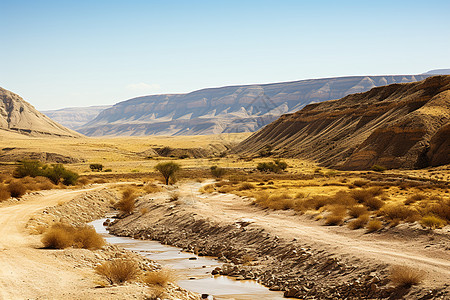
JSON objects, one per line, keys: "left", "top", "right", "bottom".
{"left": 422, "top": 69, "right": 450, "bottom": 75}
{"left": 74, "top": 74, "right": 431, "bottom": 137}
{"left": 0, "top": 87, "right": 82, "bottom": 138}
{"left": 234, "top": 75, "right": 450, "bottom": 169}
{"left": 42, "top": 105, "right": 112, "bottom": 130}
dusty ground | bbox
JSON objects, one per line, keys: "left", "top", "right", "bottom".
{"left": 0, "top": 186, "right": 198, "bottom": 300}
{"left": 109, "top": 181, "right": 450, "bottom": 299}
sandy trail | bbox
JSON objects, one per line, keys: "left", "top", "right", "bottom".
{"left": 0, "top": 187, "right": 104, "bottom": 300}
{"left": 179, "top": 183, "right": 450, "bottom": 287}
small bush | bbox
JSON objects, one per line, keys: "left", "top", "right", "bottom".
{"left": 324, "top": 205, "right": 346, "bottom": 226}
{"left": 0, "top": 184, "right": 10, "bottom": 201}
{"left": 390, "top": 266, "right": 425, "bottom": 288}
{"left": 210, "top": 166, "right": 227, "bottom": 178}
{"left": 41, "top": 223, "right": 105, "bottom": 249}
{"left": 44, "top": 164, "right": 79, "bottom": 185}
{"left": 256, "top": 160, "right": 288, "bottom": 173}
{"left": 14, "top": 160, "right": 43, "bottom": 178}
{"left": 405, "top": 193, "right": 427, "bottom": 205}
{"left": 258, "top": 144, "right": 273, "bottom": 157}
{"left": 366, "top": 219, "right": 383, "bottom": 233}
{"left": 8, "top": 180, "right": 27, "bottom": 198}
{"left": 41, "top": 224, "right": 74, "bottom": 249}
{"left": 144, "top": 183, "right": 162, "bottom": 194}
{"left": 238, "top": 182, "right": 255, "bottom": 191}
{"left": 116, "top": 188, "right": 137, "bottom": 214}
{"left": 169, "top": 192, "right": 179, "bottom": 201}
{"left": 380, "top": 205, "right": 420, "bottom": 223}
{"left": 89, "top": 163, "right": 104, "bottom": 172}
{"left": 95, "top": 259, "right": 140, "bottom": 285}
{"left": 348, "top": 205, "right": 369, "bottom": 218}
{"left": 142, "top": 268, "right": 175, "bottom": 287}
{"left": 420, "top": 215, "right": 446, "bottom": 229}
{"left": 348, "top": 214, "right": 370, "bottom": 230}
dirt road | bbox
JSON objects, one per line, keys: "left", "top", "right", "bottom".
{"left": 0, "top": 188, "right": 107, "bottom": 300}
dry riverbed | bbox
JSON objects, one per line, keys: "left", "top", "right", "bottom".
{"left": 108, "top": 181, "right": 450, "bottom": 299}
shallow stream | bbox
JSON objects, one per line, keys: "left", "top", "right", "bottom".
{"left": 90, "top": 218, "right": 285, "bottom": 300}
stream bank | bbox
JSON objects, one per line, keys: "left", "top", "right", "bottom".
{"left": 108, "top": 183, "right": 449, "bottom": 299}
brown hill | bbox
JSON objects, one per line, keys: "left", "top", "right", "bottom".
{"left": 234, "top": 76, "right": 450, "bottom": 169}
{"left": 0, "top": 87, "right": 82, "bottom": 138}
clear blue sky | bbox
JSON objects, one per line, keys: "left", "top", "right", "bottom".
{"left": 2, "top": 0, "right": 449, "bottom": 110}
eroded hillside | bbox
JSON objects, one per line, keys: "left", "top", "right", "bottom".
{"left": 234, "top": 76, "right": 450, "bottom": 169}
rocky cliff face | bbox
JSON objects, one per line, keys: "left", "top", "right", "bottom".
{"left": 234, "top": 76, "right": 450, "bottom": 169}
{"left": 0, "top": 87, "right": 82, "bottom": 138}
{"left": 77, "top": 75, "right": 429, "bottom": 136}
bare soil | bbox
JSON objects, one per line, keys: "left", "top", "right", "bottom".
{"left": 109, "top": 181, "right": 450, "bottom": 299}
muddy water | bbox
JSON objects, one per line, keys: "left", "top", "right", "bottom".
{"left": 91, "top": 218, "right": 285, "bottom": 300}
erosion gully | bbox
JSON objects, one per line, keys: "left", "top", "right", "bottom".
{"left": 91, "top": 218, "right": 284, "bottom": 300}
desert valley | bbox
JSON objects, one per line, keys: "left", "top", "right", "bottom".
{"left": 0, "top": 72, "right": 449, "bottom": 300}
{"left": 2, "top": 2, "right": 450, "bottom": 299}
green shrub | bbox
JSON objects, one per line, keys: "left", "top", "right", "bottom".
{"left": 257, "top": 160, "right": 288, "bottom": 173}
{"left": 210, "top": 166, "right": 227, "bottom": 178}
{"left": 89, "top": 163, "right": 103, "bottom": 172}
{"left": 14, "top": 160, "right": 43, "bottom": 178}
{"left": 44, "top": 164, "right": 79, "bottom": 185}
{"left": 258, "top": 145, "right": 273, "bottom": 157}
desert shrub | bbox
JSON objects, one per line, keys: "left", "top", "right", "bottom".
{"left": 89, "top": 163, "right": 103, "bottom": 171}
{"left": 420, "top": 215, "right": 446, "bottom": 229}
{"left": 8, "top": 180, "right": 27, "bottom": 198}
{"left": 72, "top": 226, "right": 105, "bottom": 249}
{"left": 351, "top": 189, "right": 384, "bottom": 210}
{"left": 142, "top": 268, "right": 175, "bottom": 287}
{"left": 366, "top": 219, "right": 383, "bottom": 233}
{"left": 351, "top": 189, "right": 374, "bottom": 203}
{"left": 200, "top": 184, "right": 215, "bottom": 193}
{"left": 258, "top": 144, "right": 273, "bottom": 157}
{"left": 42, "top": 223, "right": 104, "bottom": 249}
{"left": 210, "top": 166, "right": 227, "bottom": 178}
{"left": 169, "top": 192, "right": 179, "bottom": 201}
{"left": 256, "top": 160, "right": 287, "bottom": 173}
{"left": 405, "top": 193, "right": 427, "bottom": 205}
{"left": 34, "top": 176, "right": 55, "bottom": 190}
{"left": 155, "top": 162, "right": 181, "bottom": 185}
{"left": 44, "top": 164, "right": 79, "bottom": 185}
{"left": 116, "top": 188, "right": 137, "bottom": 214}
{"left": 14, "top": 160, "right": 43, "bottom": 178}
{"left": 144, "top": 183, "right": 162, "bottom": 194}
{"left": 390, "top": 266, "right": 425, "bottom": 288}
{"left": 417, "top": 198, "right": 450, "bottom": 222}
{"left": 348, "top": 214, "right": 370, "bottom": 229}
{"left": 41, "top": 224, "right": 74, "bottom": 249}
{"left": 95, "top": 259, "right": 140, "bottom": 285}
{"left": 364, "top": 196, "right": 385, "bottom": 211}
{"left": 255, "top": 192, "right": 295, "bottom": 210}
{"left": 348, "top": 205, "right": 369, "bottom": 218}
{"left": 324, "top": 205, "right": 346, "bottom": 226}
{"left": 238, "top": 182, "right": 255, "bottom": 191}
{"left": 0, "top": 184, "right": 10, "bottom": 201}
{"left": 380, "top": 205, "right": 420, "bottom": 223}
{"left": 353, "top": 180, "right": 368, "bottom": 187}
{"left": 371, "top": 165, "right": 386, "bottom": 172}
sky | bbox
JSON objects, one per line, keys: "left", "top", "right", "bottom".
{"left": 2, "top": 0, "right": 450, "bottom": 110}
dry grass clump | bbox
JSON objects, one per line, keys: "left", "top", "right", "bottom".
{"left": 144, "top": 183, "right": 162, "bottom": 194}
{"left": 348, "top": 214, "right": 370, "bottom": 229}
{"left": 142, "top": 268, "right": 176, "bottom": 287}
{"left": 404, "top": 193, "right": 427, "bottom": 205}
{"left": 238, "top": 182, "right": 255, "bottom": 191}
{"left": 0, "top": 183, "right": 11, "bottom": 202}
{"left": 7, "top": 180, "right": 27, "bottom": 198}
{"left": 390, "top": 266, "right": 425, "bottom": 288}
{"left": 366, "top": 219, "right": 383, "bottom": 233}
{"left": 417, "top": 198, "right": 450, "bottom": 223}
{"left": 115, "top": 188, "right": 138, "bottom": 214}
{"left": 348, "top": 205, "right": 369, "bottom": 218}
{"left": 379, "top": 205, "right": 420, "bottom": 224}
{"left": 324, "top": 205, "right": 346, "bottom": 226}
{"left": 95, "top": 259, "right": 140, "bottom": 285}
{"left": 42, "top": 223, "right": 105, "bottom": 249}
{"left": 420, "top": 215, "right": 446, "bottom": 229}
{"left": 199, "top": 184, "right": 215, "bottom": 193}
{"left": 350, "top": 188, "right": 385, "bottom": 210}
{"left": 169, "top": 192, "right": 179, "bottom": 201}
{"left": 254, "top": 192, "right": 296, "bottom": 210}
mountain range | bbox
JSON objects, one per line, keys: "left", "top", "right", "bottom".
{"left": 71, "top": 75, "right": 432, "bottom": 136}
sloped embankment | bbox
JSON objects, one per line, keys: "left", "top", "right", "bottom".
{"left": 234, "top": 76, "right": 450, "bottom": 169}
{"left": 108, "top": 189, "right": 449, "bottom": 299}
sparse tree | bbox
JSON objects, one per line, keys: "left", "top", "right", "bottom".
{"left": 154, "top": 162, "right": 181, "bottom": 185}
